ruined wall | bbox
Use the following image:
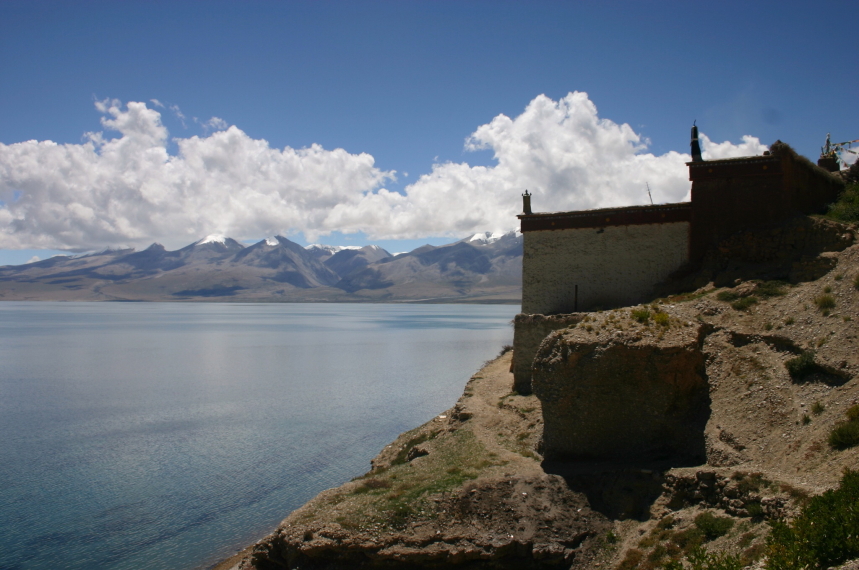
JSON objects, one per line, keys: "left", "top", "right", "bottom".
{"left": 521, "top": 221, "right": 690, "bottom": 315}
{"left": 532, "top": 321, "right": 709, "bottom": 465}
{"left": 511, "top": 313, "right": 583, "bottom": 394}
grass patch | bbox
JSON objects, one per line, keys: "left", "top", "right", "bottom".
{"left": 653, "top": 311, "right": 670, "bottom": 326}
{"left": 631, "top": 308, "right": 651, "bottom": 323}
{"left": 854, "top": 274, "right": 859, "bottom": 290}
{"left": 738, "top": 531, "right": 756, "bottom": 548}
{"left": 811, "top": 401, "right": 825, "bottom": 415}
{"left": 732, "top": 471, "right": 775, "bottom": 495}
{"left": 766, "top": 469, "right": 859, "bottom": 569}
{"left": 708, "top": 287, "right": 759, "bottom": 311}
{"left": 814, "top": 293, "right": 836, "bottom": 312}
{"left": 391, "top": 430, "right": 437, "bottom": 466}
{"left": 731, "top": 296, "right": 758, "bottom": 311}
{"left": 617, "top": 548, "right": 644, "bottom": 570}
{"left": 716, "top": 290, "right": 739, "bottom": 302}
{"left": 663, "top": 546, "right": 743, "bottom": 570}
{"left": 784, "top": 316, "right": 795, "bottom": 325}
{"left": 319, "top": 428, "right": 504, "bottom": 531}
{"left": 352, "top": 477, "right": 393, "bottom": 494}
{"left": 756, "top": 280, "right": 788, "bottom": 298}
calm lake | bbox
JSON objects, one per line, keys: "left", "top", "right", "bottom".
{"left": 0, "top": 302, "right": 519, "bottom": 570}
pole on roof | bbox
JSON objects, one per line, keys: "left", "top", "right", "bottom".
{"left": 646, "top": 182, "right": 653, "bottom": 205}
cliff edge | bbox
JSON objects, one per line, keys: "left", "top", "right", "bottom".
{"left": 218, "top": 221, "right": 859, "bottom": 570}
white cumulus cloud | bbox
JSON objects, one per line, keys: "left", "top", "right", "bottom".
{"left": 0, "top": 100, "right": 392, "bottom": 250}
{"left": 0, "top": 93, "right": 766, "bottom": 251}
{"left": 325, "top": 92, "right": 767, "bottom": 239}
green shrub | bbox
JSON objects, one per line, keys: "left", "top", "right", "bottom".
{"left": 653, "top": 312, "right": 670, "bottom": 326}
{"left": 829, "top": 406, "right": 859, "bottom": 450}
{"left": 766, "top": 470, "right": 859, "bottom": 569}
{"left": 826, "top": 183, "right": 859, "bottom": 223}
{"left": 784, "top": 316, "right": 795, "bottom": 325}
{"left": 785, "top": 351, "right": 818, "bottom": 380}
{"left": 690, "top": 549, "right": 744, "bottom": 570}
{"left": 738, "top": 532, "right": 757, "bottom": 548}
{"left": 733, "top": 472, "right": 769, "bottom": 494}
{"left": 814, "top": 294, "right": 836, "bottom": 311}
{"left": 802, "top": 414, "right": 811, "bottom": 425}
{"left": 731, "top": 296, "right": 758, "bottom": 311}
{"left": 811, "top": 401, "right": 825, "bottom": 415}
{"left": 829, "top": 421, "right": 859, "bottom": 450}
{"left": 756, "top": 280, "right": 788, "bottom": 298}
{"left": 746, "top": 501, "right": 764, "bottom": 518}
{"left": 667, "top": 546, "right": 744, "bottom": 570}
{"left": 673, "top": 527, "right": 705, "bottom": 550}
{"left": 617, "top": 548, "right": 644, "bottom": 570}
{"left": 694, "top": 511, "right": 734, "bottom": 541}
{"left": 823, "top": 285, "right": 832, "bottom": 294}
{"left": 631, "top": 308, "right": 651, "bottom": 323}
{"left": 717, "top": 290, "right": 739, "bottom": 302}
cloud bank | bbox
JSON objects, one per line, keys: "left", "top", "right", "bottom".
{"left": 0, "top": 93, "right": 766, "bottom": 251}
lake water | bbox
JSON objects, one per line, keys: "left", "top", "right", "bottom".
{"left": 0, "top": 302, "right": 519, "bottom": 570}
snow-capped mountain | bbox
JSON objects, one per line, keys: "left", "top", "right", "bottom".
{"left": 465, "top": 230, "right": 521, "bottom": 244}
{"left": 0, "top": 231, "right": 523, "bottom": 302}
{"left": 324, "top": 245, "right": 392, "bottom": 278}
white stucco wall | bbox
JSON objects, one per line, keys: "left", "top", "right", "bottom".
{"left": 521, "top": 222, "right": 690, "bottom": 314}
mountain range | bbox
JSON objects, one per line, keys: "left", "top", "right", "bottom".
{"left": 0, "top": 231, "right": 522, "bottom": 303}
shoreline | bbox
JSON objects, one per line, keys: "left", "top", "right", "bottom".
{"left": 207, "top": 236, "right": 859, "bottom": 568}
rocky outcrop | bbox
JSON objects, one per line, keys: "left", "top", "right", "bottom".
{"left": 224, "top": 355, "right": 614, "bottom": 570}
{"left": 247, "top": 474, "right": 607, "bottom": 570}
{"left": 532, "top": 316, "right": 709, "bottom": 465}
{"left": 511, "top": 313, "right": 584, "bottom": 394}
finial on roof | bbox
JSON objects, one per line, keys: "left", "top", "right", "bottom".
{"left": 691, "top": 121, "right": 703, "bottom": 162}
{"left": 522, "top": 190, "right": 532, "bottom": 215}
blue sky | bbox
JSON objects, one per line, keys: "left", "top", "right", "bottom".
{"left": 1, "top": 0, "right": 857, "bottom": 265}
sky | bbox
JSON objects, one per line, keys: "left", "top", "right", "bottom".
{"left": 1, "top": 0, "right": 857, "bottom": 265}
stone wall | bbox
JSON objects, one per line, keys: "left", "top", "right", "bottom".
{"left": 511, "top": 313, "right": 583, "bottom": 394}
{"left": 521, "top": 221, "right": 690, "bottom": 315}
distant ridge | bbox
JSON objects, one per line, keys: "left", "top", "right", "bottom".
{"left": 0, "top": 232, "right": 522, "bottom": 303}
